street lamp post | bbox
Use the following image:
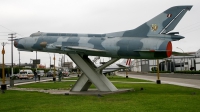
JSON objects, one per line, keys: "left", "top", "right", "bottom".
{"left": 177, "top": 47, "right": 185, "bottom": 71}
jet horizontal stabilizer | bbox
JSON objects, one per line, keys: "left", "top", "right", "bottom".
{"left": 167, "top": 32, "right": 179, "bottom": 35}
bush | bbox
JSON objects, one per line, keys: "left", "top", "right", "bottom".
{"left": 151, "top": 67, "right": 157, "bottom": 71}
{"left": 174, "top": 71, "right": 200, "bottom": 74}
{"left": 149, "top": 71, "right": 171, "bottom": 73}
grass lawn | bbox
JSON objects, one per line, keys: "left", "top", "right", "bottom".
{"left": 0, "top": 76, "right": 200, "bottom": 112}
{"left": 64, "top": 75, "right": 152, "bottom": 82}
{"left": 15, "top": 76, "right": 151, "bottom": 90}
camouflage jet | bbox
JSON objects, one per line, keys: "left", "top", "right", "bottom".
{"left": 101, "top": 59, "right": 131, "bottom": 74}
{"left": 14, "top": 5, "right": 192, "bottom": 92}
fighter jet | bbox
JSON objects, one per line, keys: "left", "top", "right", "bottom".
{"left": 14, "top": 6, "right": 192, "bottom": 92}
{"left": 101, "top": 59, "right": 131, "bottom": 74}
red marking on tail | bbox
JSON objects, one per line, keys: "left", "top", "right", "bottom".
{"left": 166, "top": 41, "right": 172, "bottom": 57}
{"left": 126, "top": 59, "right": 131, "bottom": 65}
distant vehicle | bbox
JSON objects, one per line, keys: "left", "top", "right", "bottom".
{"left": 18, "top": 69, "right": 34, "bottom": 79}
{"left": 10, "top": 73, "right": 19, "bottom": 79}
{"left": 46, "top": 72, "right": 53, "bottom": 77}
{"left": 58, "top": 67, "right": 70, "bottom": 77}
{"left": 62, "top": 71, "right": 70, "bottom": 77}
{"left": 46, "top": 70, "right": 58, "bottom": 77}
{"left": 37, "top": 70, "right": 45, "bottom": 76}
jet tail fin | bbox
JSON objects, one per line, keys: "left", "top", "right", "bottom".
{"left": 107, "top": 5, "right": 193, "bottom": 37}
{"left": 133, "top": 5, "right": 192, "bottom": 36}
{"left": 158, "top": 5, "right": 192, "bottom": 34}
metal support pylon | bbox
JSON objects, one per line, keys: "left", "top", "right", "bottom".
{"left": 68, "top": 54, "right": 119, "bottom": 92}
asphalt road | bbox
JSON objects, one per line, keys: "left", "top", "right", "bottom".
{"left": 1, "top": 77, "right": 53, "bottom": 85}
{"left": 117, "top": 72, "right": 200, "bottom": 89}
{"left": 1, "top": 74, "right": 79, "bottom": 86}
{"left": 120, "top": 72, "right": 200, "bottom": 80}
{"left": 1, "top": 72, "right": 200, "bottom": 89}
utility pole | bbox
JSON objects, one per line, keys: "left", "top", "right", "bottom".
{"left": 8, "top": 33, "right": 16, "bottom": 87}
{"left": 1, "top": 42, "right": 7, "bottom": 93}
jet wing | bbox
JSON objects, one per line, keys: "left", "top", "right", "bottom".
{"left": 64, "top": 46, "right": 107, "bottom": 53}
{"left": 116, "top": 64, "right": 129, "bottom": 68}
{"left": 18, "top": 48, "right": 33, "bottom": 52}
{"left": 102, "top": 67, "right": 125, "bottom": 74}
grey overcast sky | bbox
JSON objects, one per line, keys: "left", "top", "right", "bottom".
{"left": 0, "top": 0, "right": 200, "bottom": 67}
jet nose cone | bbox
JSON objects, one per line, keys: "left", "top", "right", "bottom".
{"left": 14, "top": 39, "right": 19, "bottom": 47}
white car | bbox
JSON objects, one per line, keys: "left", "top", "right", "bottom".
{"left": 18, "top": 70, "right": 34, "bottom": 79}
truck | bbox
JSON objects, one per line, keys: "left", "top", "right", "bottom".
{"left": 18, "top": 69, "right": 34, "bottom": 79}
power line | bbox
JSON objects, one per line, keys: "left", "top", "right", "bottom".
{"left": 180, "top": 24, "right": 200, "bottom": 33}
{"left": 181, "top": 28, "right": 200, "bottom": 34}
{"left": 0, "top": 32, "right": 13, "bottom": 33}
{"left": 0, "top": 39, "right": 9, "bottom": 40}
{"left": 0, "top": 25, "right": 24, "bottom": 37}
{"left": 0, "top": 25, "right": 15, "bottom": 33}
{"left": 178, "top": 21, "right": 200, "bottom": 31}
{"left": 0, "top": 35, "right": 9, "bottom": 36}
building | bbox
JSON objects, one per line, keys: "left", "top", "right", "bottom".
{"left": 131, "top": 51, "right": 200, "bottom": 72}
{"left": 63, "top": 62, "right": 73, "bottom": 70}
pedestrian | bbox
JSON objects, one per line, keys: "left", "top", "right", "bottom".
{"left": 34, "top": 71, "right": 37, "bottom": 82}
{"left": 37, "top": 72, "right": 40, "bottom": 82}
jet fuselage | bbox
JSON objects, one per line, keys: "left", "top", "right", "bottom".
{"left": 14, "top": 32, "right": 173, "bottom": 59}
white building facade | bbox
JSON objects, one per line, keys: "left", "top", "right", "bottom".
{"left": 131, "top": 55, "right": 200, "bottom": 72}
